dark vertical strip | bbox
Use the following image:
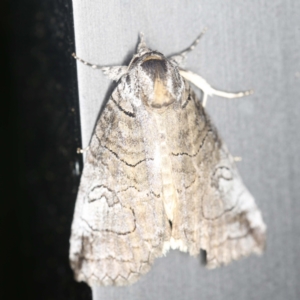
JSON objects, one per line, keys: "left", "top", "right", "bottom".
{"left": 2, "top": 0, "right": 91, "bottom": 299}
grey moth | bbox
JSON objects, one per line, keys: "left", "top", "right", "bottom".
{"left": 70, "top": 31, "right": 266, "bottom": 287}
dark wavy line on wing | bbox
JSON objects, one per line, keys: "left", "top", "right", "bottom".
{"left": 201, "top": 190, "right": 245, "bottom": 221}
{"left": 171, "top": 129, "right": 211, "bottom": 157}
{"left": 111, "top": 95, "right": 135, "bottom": 118}
{"left": 181, "top": 91, "right": 192, "bottom": 108}
{"left": 95, "top": 135, "right": 153, "bottom": 167}
{"left": 80, "top": 206, "right": 136, "bottom": 235}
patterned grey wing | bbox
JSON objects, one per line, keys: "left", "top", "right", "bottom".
{"left": 166, "top": 85, "right": 266, "bottom": 267}
{"left": 201, "top": 144, "right": 266, "bottom": 268}
{"left": 69, "top": 85, "right": 170, "bottom": 286}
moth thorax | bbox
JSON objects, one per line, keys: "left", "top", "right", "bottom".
{"left": 141, "top": 58, "right": 177, "bottom": 109}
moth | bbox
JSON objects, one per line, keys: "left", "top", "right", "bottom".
{"left": 70, "top": 31, "right": 266, "bottom": 287}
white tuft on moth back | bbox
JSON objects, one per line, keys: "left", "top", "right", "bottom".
{"left": 70, "top": 31, "right": 266, "bottom": 287}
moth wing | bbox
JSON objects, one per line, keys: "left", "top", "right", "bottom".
{"left": 167, "top": 85, "right": 266, "bottom": 267}
{"left": 69, "top": 83, "right": 170, "bottom": 286}
{"left": 199, "top": 144, "right": 266, "bottom": 268}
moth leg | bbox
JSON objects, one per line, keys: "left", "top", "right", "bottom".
{"left": 77, "top": 146, "right": 90, "bottom": 154}
{"left": 202, "top": 92, "right": 208, "bottom": 108}
{"left": 180, "top": 69, "right": 253, "bottom": 107}
{"left": 169, "top": 28, "right": 207, "bottom": 67}
{"left": 233, "top": 156, "right": 242, "bottom": 162}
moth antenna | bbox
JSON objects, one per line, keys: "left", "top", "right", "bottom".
{"left": 72, "top": 53, "right": 127, "bottom": 81}
{"left": 169, "top": 27, "right": 207, "bottom": 67}
{"left": 185, "top": 27, "right": 208, "bottom": 54}
{"left": 72, "top": 53, "right": 103, "bottom": 69}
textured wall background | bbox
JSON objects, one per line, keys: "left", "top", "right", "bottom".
{"left": 72, "top": 1, "right": 300, "bottom": 299}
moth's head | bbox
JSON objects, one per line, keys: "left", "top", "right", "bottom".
{"left": 125, "top": 34, "right": 185, "bottom": 110}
